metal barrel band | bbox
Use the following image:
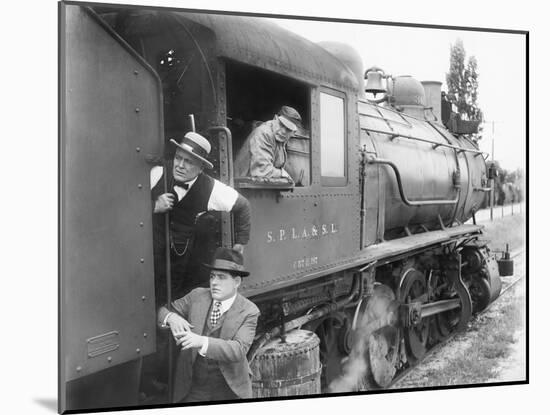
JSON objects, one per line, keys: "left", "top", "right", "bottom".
{"left": 252, "top": 365, "right": 322, "bottom": 388}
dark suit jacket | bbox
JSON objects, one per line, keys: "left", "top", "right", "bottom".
{"left": 158, "top": 288, "right": 260, "bottom": 402}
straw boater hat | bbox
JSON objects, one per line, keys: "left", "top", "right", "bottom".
{"left": 276, "top": 105, "right": 302, "bottom": 132}
{"left": 170, "top": 132, "right": 214, "bottom": 169}
{"left": 203, "top": 247, "right": 250, "bottom": 277}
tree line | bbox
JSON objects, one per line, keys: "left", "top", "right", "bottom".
{"left": 445, "top": 39, "right": 523, "bottom": 208}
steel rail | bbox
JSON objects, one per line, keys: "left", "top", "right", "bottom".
{"left": 499, "top": 275, "right": 524, "bottom": 297}
{"left": 510, "top": 248, "right": 524, "bottom": 259}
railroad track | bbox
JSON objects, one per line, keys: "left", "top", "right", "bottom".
{"left": 388, "top": 249, "right": 525, "bottom": 390}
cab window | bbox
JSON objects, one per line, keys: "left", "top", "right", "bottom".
{"left": 320, "top": 91, "right": 346, "bottom": 186}
{"left": 226, "top": 60, "right": 311, "bottom": 189}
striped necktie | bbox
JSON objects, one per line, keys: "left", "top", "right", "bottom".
{"left": 210, "top": 301, "right": 222, "bottom": 326}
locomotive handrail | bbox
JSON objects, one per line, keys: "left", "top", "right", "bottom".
{"left": 207, "top": 126, "right": 234, "bottom": 187}
{"left": 207, "top": 126, "right": 234, "bottom": 249}
{"left": 363, "top": 127, "right": 485, "bottom": 156}
{"left": 362, "top": 107, "right": 413, "bottom": 129}
{"left": 162, "top": 160, "right": 174, "bottom": 401}
{"left": 360, "top": 99, "right": 439, "bottom": 126}
{"left": 473, "top": 186, "right": 492, "bottom": 192}
{"left": 367, "top": 157, "right": 460, "bottom": 206}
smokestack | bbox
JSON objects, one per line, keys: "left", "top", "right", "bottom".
{"left": 421, "top": 81, "right": 442, "bottom": 122}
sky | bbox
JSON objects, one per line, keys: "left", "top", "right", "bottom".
{"left": 270, "top": 18, "right": 526, "bottom": 171}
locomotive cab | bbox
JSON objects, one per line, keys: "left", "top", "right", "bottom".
{"left": 110, "top": 10, "right": 365, "bottom": 300}
{"left": 84, "top": 6, "right": 365, "bottom": 305}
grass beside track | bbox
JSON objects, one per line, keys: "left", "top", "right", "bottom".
{"left": 479, "top": 213, "right": 525, "bottom": 253}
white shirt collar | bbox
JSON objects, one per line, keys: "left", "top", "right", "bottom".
{"left": 173, "top": 175, "right": 199, "bottom": 200}
{"left": 215, "top": 293, "right": 237, "bottom": 315}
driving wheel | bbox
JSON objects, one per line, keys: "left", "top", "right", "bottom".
{"left": 368, "top": 326, "right": 400, "bottom": 387}
{"left": 398, "top": 269, "right": 430, "bottom": 363}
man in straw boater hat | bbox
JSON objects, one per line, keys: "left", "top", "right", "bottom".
{"left": 234, "top": 105, "right": 302, "bottom": 182}
{"left": 158, "top": 247, "right": 260, "bottom": 403}
{"left": 150, "top": 131, "right": 251, "bottom": 302}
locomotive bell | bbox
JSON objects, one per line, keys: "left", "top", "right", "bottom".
{"left": 365, "top": 68, "right": 386, "bottom": 96}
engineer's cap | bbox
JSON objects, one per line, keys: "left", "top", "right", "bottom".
{"left": 277, "top": 106, "right": 302, "bottom": 132}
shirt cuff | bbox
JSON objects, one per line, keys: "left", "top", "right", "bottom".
{"left": 162, "top": 312, "right": 173, "bottom": 328}
{"left": 198, "top": 337, "right": 209, "bottom": 356}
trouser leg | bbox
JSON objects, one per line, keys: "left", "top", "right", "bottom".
{"left": 182, "top": 357, "right": 239, "bottom": 403}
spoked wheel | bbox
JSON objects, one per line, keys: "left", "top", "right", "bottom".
{"left": 428, "top": 271, "right": 453, "bottom": 339}
{"left": 468, "top": 277, "right": 491, "bottom": 314}
{"left": 398, "top": 269, "right": 430, "bottom": 363}
{"left": 428, "top": 317, "right": 443, "bottom": 345}
{"left": 367, "top": 326, "right": 400, "bottom": 388}
{"left": 359, "top": 284, "right": 401, "bottom": 389}
{"left": 317, "top": 318, "right": 346, "bottom": 391}
{"left": 432, "top": 270, "right": 473, "bottom": 338}
{"left": 334, "top": 284, "right": 400, "bottom": 391}
{"left": 436, "top": 310, "right": 454, "bottom": 338}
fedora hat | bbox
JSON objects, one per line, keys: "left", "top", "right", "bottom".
{"left": 203, "top": 247, "right": 250, "bottom": 277}
{"left": 170, "top": 132, "right": 214, "bottom": 169}
{"left": 277, "top": 105, "right": 302, "bottom": 131}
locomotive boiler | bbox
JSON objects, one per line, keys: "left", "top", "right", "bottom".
{"left": 60, "top": 3, "right": 504, "bottom": 411}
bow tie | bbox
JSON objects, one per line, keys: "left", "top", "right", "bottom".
{"left": 174, "top": 181, "right": 190, "bottom": 190}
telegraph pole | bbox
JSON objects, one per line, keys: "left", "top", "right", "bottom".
{"left": 490, "top": 121, "right": 494, "bottom": 221}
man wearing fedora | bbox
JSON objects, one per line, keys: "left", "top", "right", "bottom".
{"left": 150, "top": 131, "right": 251, "bottom": 302}
{"left": 234, "top": 105, "right": 302, "bottom": 181}
{"left": 158, "top": 247, "right": 260, "bottom": 402}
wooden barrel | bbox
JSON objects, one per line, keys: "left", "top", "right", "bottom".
{"left": 250, "top": 329, "right": 321, "bottom": 397}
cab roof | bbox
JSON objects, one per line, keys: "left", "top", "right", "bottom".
{"left": 158, "top": 11, "right": 359, "bottom": 91}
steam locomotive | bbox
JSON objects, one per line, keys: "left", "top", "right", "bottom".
{"left": 60, "top": 3, "right": 505, "bottom": 411}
